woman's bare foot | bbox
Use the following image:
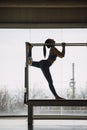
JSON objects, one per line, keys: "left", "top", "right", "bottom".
{"left": 55, "top": 96, "right": 65, "bottom": 100}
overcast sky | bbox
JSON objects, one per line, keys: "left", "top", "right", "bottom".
{"left": 0, "top": 29, "right": 87, "bottom": 98}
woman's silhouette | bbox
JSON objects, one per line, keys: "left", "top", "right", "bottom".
{"left": 27, "top": 39, "right": 66, "bottom": 100}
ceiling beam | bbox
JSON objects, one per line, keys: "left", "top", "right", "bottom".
{"left": 0, "top": 22, "right": 87, "bottom": 28}
{"left": 0, "top": 0, "right": 87, "bottom": 8}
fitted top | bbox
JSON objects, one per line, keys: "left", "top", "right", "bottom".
{"left": 47, "top": 54, "right": 57, "bottom": 63}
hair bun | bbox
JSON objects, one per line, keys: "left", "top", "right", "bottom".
{"left": 45, "top": 39, "right": 55, "bottom": 46}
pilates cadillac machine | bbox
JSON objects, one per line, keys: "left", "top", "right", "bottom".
{"left": 24, "top": 42, "right": 87, "bottom": 127}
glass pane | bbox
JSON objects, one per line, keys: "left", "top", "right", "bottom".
{"left": 0, "top": 29, "right": 29, "bottom": 115}
{"left": 29, "top": 29, "right": 87, "bottom": 100}
{"left": 0, "top": 28, "right": 87, "bottom": 116}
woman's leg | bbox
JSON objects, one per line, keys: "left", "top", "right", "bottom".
{"left": 40, "top": 65, "right": 58, "bottom": 97}
{"left": 41, "top": 67, "right": 65, "bottom": 99}
{"left": 31, "top": 61, "right": 40, "bottom": 68}
{"left": 31, "top": 60, "right": 64, "bottom": 99}
{"left": 31, "top": 61, "right": 58, "bottom": 96}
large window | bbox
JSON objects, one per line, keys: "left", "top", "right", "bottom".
{"left": 0, "top": 29, "right": 87, "bottom": 115}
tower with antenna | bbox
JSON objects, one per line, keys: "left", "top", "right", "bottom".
{"left": 69, "top": 63, "right": 75, "bottom": 99}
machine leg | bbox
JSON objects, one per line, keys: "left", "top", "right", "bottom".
{"left": 28, "top": 104, "right": 33, "bottom": 126}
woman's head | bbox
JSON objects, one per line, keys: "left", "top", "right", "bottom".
{"left": 43, "top": 38, "right": 55, "bottom": 57}
{"left": 45, "top": 39, "right": 55, "bottom": 48}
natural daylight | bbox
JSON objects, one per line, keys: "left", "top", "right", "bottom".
{"left": 0, "top": 29, "right": 87, "bottom": 130}
{"left": 0, "top": 29, "right": 87, "bottom": 112}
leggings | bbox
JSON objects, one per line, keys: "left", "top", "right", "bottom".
{"left": 31, "top": 60, "right": 58, "bottom": 97}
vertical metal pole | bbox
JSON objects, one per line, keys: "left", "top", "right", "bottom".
{"left": 24, "top": 66, "right": 27, "bottom": 103}
{"left": 24, "top": 43, "right": 29, "bottom": 103}
{"left": 25, "top": 43, "right": 30, "bottom": 129}
{"left": 25, "top": 43, "right": 33, "bottom": 128}
{"left": 72, "top": 63, "right": 75, "bottom": 99}
{"left": 24, "top": 52, "right": 28, "bottom": 103}
{"left": 24, "top": 65, "right": 29, "bottom": 102}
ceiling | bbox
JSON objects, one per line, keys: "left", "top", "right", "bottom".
{"left": 0, "top": 0, "right": 87, "bottom": 28}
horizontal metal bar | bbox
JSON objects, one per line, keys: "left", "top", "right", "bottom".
{"left": 33, "top": 115, "right": 87, "bottom": 120}
{"left": 27, "top": 43, "right": 87, "bottom": 47}
{"left": 1, "top": 115, "right": 86, "bottom": 120}
{"left": 28, "top": 100, "right": 87, "bottom": 106}
{"left": 0, "top": 115, "right": 27, "bottom": 118}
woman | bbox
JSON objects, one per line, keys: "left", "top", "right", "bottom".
{"left": 27, "top": 39, "right": 66, "bottom": 100}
